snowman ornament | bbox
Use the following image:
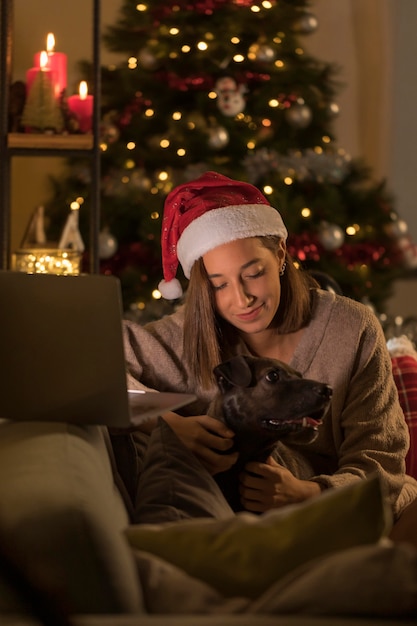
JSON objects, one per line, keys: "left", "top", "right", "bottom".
{"left": 215, "top": 76, "right": 247, "bottom": 116}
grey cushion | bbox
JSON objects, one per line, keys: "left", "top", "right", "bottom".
{"left": 0, "top": 420, "right": 143, "bottom": 614}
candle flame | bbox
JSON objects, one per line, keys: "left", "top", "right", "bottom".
{"left": 40, "top": 51, "right": 49, "bottom": 69}
{"left": 46, "top": 33, "right": 55, "bottom": 52}
{"left": 79, "top": 81, "right": 88, "bottom": 100}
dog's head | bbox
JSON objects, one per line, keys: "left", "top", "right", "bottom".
{"left": 212, "top": 354, "right": 332, "bottom": 460}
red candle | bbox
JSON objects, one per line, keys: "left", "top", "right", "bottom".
{"left": 67, "top": 81, "right": 94, "bottom": 133}
{"left": 34, "top": 33, "right": 67, "bottom": 98}
{"left": 26, "top": 50, "right": 56, "bottom": 96}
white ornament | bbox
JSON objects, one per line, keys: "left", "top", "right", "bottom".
{"left": 294, "top": 12, "right": 319, "bottom": 34}
{"left": 285, "top": 102, "right": 313, "bottom": 129}
{"left": 98, "top": 228, "right": 118, "bottom": 259}
{"left": 397, "top": 235, "right": 417, "bottom": 269}
{"left": 318, "top": 222, "right": 345, "bottom": 251}
{"left": 215, "top": 76, "right": 247, "bottom": 117}
{"left": 208, "top": 126, "right": 229, "bottom": 149}
{"left": 249, "top": 42, "right": 276, "bottom": 62}
{"left": 137, "top": 47, "right": 159, "bottom": 70}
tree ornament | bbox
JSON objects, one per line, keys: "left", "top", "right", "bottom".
{"left": 318, "top": 221, "right": 345, "bottom": 251}
{"left": 396, "top": 235, "right": 417, "bottom": 269}
{"left": 208, "top": 125, "right": 229, "bottom": 149}
{"left": 248, "top": 42, "right": 276, "bottom": 63}
{"left": 98, "top": 227, "right": 118, "bottom": 259}
{"left": 385, "top": 217, "right": 409, "bottom": 239}
{"left": 137, "top": 46, "right": 159, "bottom": 70}
{"left": 100, "top": 117, "right": 120, "bottom": 144}
{"left": 214, "top": 76, "right": 247, "bottom": 116}
{"left": 293, "top": 12, "right": 319, "bottom": 34}
{"left": 285, "top": 101, "right": 313, "bottom": 129}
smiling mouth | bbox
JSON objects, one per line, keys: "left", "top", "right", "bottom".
{"left": 236, "top": 305, "right": 263, "bottom": 320}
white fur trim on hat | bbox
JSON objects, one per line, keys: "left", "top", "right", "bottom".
{"left": 177, "top": 204, "right": 288, "bottom": 278}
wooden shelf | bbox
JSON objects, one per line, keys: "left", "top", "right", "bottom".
{"left": 8, "top": 133, "right": 93, "bottom": 150}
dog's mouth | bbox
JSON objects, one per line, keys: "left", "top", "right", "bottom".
{"left": 261, "top": 409, "right": 326, "bottom": 435}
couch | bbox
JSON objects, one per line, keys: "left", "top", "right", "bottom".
{"left": 1, "top": 417, "right": 417, "bottom": 626}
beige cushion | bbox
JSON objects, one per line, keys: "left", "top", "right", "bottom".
{"left": 0, "top": 420, "right": 143, "bottom": 614}
{"left": 128, "top": 419, "right": 391, "bottom": 599}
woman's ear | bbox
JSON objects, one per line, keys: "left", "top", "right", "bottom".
{"left": 277, "top": 239, "right": 286, "bottom": 263}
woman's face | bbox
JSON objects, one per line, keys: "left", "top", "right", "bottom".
{"left": 202, "top": 237, "right": 285, "bottom": 336}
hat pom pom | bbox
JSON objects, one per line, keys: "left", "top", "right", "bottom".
{"left": 158, "top": 278, "right": 183, "bottom": 300}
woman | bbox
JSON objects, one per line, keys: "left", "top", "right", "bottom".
{"left": 123, "top": 171, "right": 417, "bottom": 520}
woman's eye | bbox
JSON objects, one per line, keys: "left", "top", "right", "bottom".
{"left": 244, "top": 269, "right": 265, "bottom": 280}
{"left": 212, "top": 282, "right": 226, "bottom": 291}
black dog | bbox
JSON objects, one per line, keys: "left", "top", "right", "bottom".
{"left": 209, "top": 354, "right": 332, "bottom": 511}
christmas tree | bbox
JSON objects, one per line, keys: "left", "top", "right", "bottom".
{"left": 45, "top": 0, "right": 416, "bottom": 315}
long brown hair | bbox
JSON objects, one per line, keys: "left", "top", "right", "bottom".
{"left": 183, "top": 236, "right": 315, "bottom": 389}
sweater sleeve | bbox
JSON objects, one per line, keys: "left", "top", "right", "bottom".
{"left": 122, "top": 308, "right": 189, "bottom": 393}
{"left": 307, "top": 300, "right": 416, "bottom": 516}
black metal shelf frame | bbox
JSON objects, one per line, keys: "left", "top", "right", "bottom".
{"left": 0, "top": 0, "right": 101, "bottom": 273}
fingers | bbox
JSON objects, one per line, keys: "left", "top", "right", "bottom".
{"left": 200, "top": 447, "right": 239, "bottom": 475}
{"left": 198, "top": 414, "right": 235, "bottom": 439}
{"left": 162, "top": 413, "right": 238, "bottom": 475}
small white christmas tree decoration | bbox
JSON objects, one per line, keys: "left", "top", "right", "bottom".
{"left": 58, "top": 207, "right": 85, "bottom": 252}
{"left": 20, "top": 205, "right": 47, "bottom": 247}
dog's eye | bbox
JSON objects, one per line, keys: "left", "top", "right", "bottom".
{"left": 265, "top": 369, "right": 281, "bottom": 383}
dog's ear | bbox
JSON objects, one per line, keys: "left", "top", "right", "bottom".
{"left": 213, "top": 355, "right": 253, "bottom": 390}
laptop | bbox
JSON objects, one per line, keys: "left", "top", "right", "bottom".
{"left": 0, "top": 270, "right": 195, "bottom": 427}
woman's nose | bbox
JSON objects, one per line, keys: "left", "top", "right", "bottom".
{"left": 233, "top": 282, "right": 254, "bottom": 307}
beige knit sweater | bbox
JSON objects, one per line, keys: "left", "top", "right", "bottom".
{"left": 123, "top": 289, "right": 417, "bottom": 517}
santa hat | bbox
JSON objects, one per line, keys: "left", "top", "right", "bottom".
{"left": 158, "top": 171, "right": 288, "bottom": 299}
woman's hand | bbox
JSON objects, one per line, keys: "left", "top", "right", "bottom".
{"left": 163, "top": 412, "right": 238, "bottom": 475}
{"left": 239, "top": 455, "right": 321, "bottom": 512}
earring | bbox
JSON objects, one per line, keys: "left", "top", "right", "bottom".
{"left": 279, "top": 261, "right": 287, "bottom": 277}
